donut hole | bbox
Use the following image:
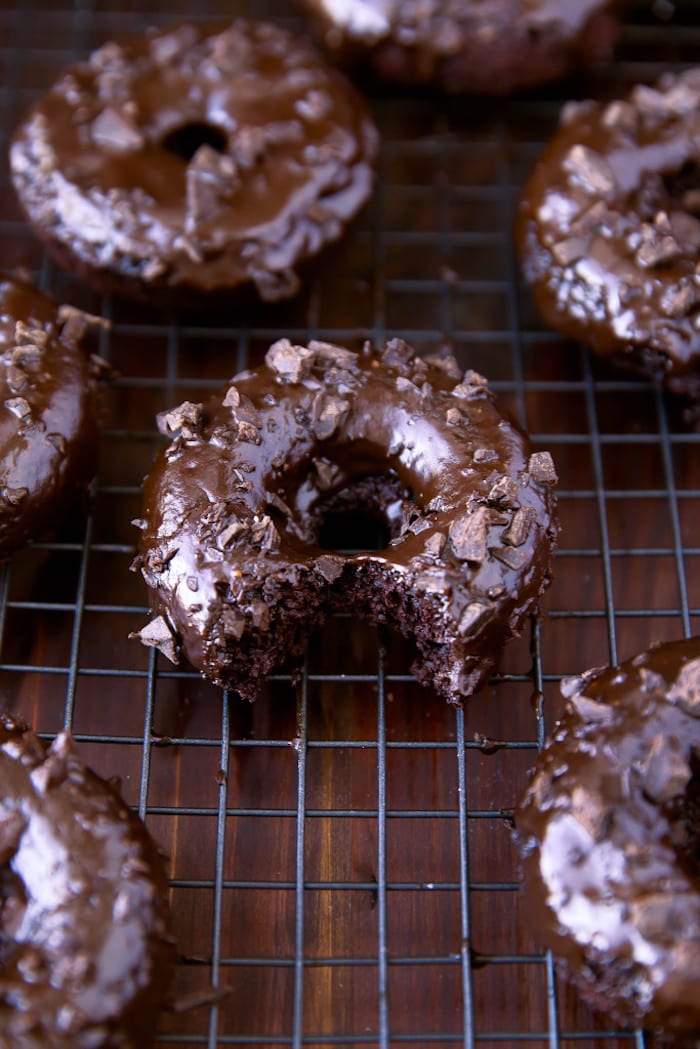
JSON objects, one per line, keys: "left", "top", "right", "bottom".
{"left": 295, "top": 472, "right": 413, "bottom": 554}
{"left": 161, "top": 122, "right": 227, "bottom": 162}
{"left": 318, "top": 508, "right": 391, "bottom": 553}
{"left": 316, "top": 474, "right": 410, "bottom": 553}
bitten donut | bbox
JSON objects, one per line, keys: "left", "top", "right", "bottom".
{"left": 133, "top": 338, "right": 558, "bottom": 703}
{"left": 297, "top": 0, "right": 622, "bottom": 95}
{"left": 515, "top": 638, "right": 700, "bottom": 1041}
{"left": 0, "top": 277, "right": 101, "bottom": 558}
{"left": 10, "top": 19, "right": 378, "bottom": 308}
{"left": 518, "top": 69, "right": 700, "bottom": 401}
{"left": 0, "top": 712, "right": 173, "bottom": 1047}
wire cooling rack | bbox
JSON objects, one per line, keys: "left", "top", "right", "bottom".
{"left": 1, "top": 1, "right": 699, "bottom": 1046}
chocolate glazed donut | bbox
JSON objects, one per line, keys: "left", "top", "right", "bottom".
{"left": 515, "top": 638, "right": 700, "bottom": 1042}
{"left": 518, "top": 69, "right": 700, "bottom": 402}
{"left": 0, "top": 278, "right": 101, "bottom": 558}
{"left": 10, "top": 20, "right": 378, "bottom": 308}
{"left": 0, "top": 713, "right": 174, "bottom": 1047}
{"left": 133, "top": 339, "right": 559, "bottom": 703}
{"left": 297, "top": 0, "right": 622, "bottom": 95}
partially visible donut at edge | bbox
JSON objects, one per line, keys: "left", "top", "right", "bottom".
{"left": 514, "top": 637, "right": 700, "bottom": 1043}
{"left": 0, "top": 277, "right": 103, "bottom": 559}
{"left": 0, "top": 712, "right": 174, "bottom": 1047}
{"left": 132, "top": 338, "right": 559, "bottom": 704}
{"left": 9, "top": 19, "right": 379, "bottom": 308}
{"left": 296, "top": 0, "right": 623, "bottom": 95}
{"left": 517, "top": 68, "right": 700, "bottom": 404}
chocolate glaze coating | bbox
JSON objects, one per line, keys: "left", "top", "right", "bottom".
{"left": 10, "top": 20, "right": 378, "bottom": 309}
{"left": 0, "top": 712, "right": 174, "bottom": 1047}
{"left": 134, "top": 338, "right": 558, "bottom": 703}
{"left": 518, "top": 69, "right": 700, "bottom": 401}
{"left": 0, "top": 278, "right": 100, "bottom": 558}
{"left": 298, "top": 0, "right": 621, "bottom": 95}
{"left": 515, "top": 638, "right": 700, "bottom": 1041}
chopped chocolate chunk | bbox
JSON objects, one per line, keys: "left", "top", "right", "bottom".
{"left": 445, "top": 406, "right": 465, "bottom": 426}
{"left": 503, "top": 506, "right": 534, "bottom": 547}
{"left": 316, "top": 554, "right": 343, "bottom": 582}
{"left": 423, "top": 532, "right": 445, "bottom": 558}
{"left": 6, "top": 365, "right": 26, "bottom": 393}
{"left": 423, "top": 353, "right": 462, "bottom": 379}
{"left": 381, "top": 338, "right": 415, "bottom": 372}
{"left": 45, "top": 432, "right": 67, "bottom": 455}
{"left": 312, "top": 457, "right": 340, "bottom": 491}
{"left": 415, "top": 567, "right": 450, "bottom": 594}
{"left": 5, "top": 396, "right": 31, "bottom": 420}
{"left": 487, "top": 476, "right": 518, "bottom": 506}
{"left": 311, "top": 392, "right": 350, "bottom": 440}
{"left": 492, "top": 545, "right": 527, "bottom": 570}
{"left": 452, "top": 370, "right": 489, "bottom": 400}
{"left": 131, "top": 615, "right": 179, "bottom": 664}
{"left": 395, "top": 375, "right": 421, "bottom": 397}
{"left": 552, "top": 235, "right": 590, "bottom": 266}
{"left": 217, "top": 520, "right": 246, "bottom": 548}
{"left": 308, "top": 340, "right": 358, "bottom": 368}
{"left": 563, "top": 144, "right": 617, "bottom": 197}
{"left": 91, "top": 106, "right": 144, "bottom": 152}
{"left": 636, "top": 232, "right": 682, "bottom": 269}
{"left": 528, "top": 452, "right": 558, "bottom": 486}
{"left": 474, "top": 448, "right": 499, "bottom": 464}
{"left": 448, "top": 507, "right": 491, "bottom": 563}
{"left": 3, "top": 487, "right": 28, "bottom": 506}
{"left": 223, "top": 385, "right": 241, "bottom": 408}
{"left": 156, "top": 401, "right": 204, "bottom": 439}
{"left": 457, "top": 601, "right": 494, "bottom": 637}
{"left": 266, "top": 339, "right": 315, "bottom": 383}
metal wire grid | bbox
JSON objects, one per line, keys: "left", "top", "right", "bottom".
{"left": 0, "top": 1, "right": 699, "bottom": 1046}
